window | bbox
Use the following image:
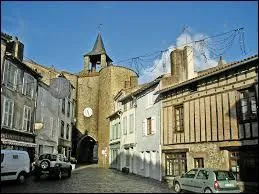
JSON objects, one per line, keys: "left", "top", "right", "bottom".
{"left": 1, "top": 154, "right": 4, "bottom": 163}
{"left": 130, "top": 100, "right": 134, "bottom": 108}
{"left": 67, "top": 101, "right": 70, "bottom": 117}
{"left": 196, "top": 170, "right": 209, "bottom": 179}
{"left": 143, "top": 117, "right": 156, "bottom": 136}
{"left": 66, "top": 124, "right": 70, "bottom": 139}
{"left": 147, "top": 117, "right": 152, "bottom": 135}
{"left": 165, "top": 152, "right": 187, "bottom": 176}
{"left": 175, "top": 105, "right": 184, "bottom": 132}
{"left": 239, "top": 88, "right": 257, "bottom": 122}
{"left": 4, "top": 61, "right": 17, "bottom": 90}
{"left": 118, "top": 122, "right": 121, "bottom": 138}
{"left": 123, "top": 117, "right": 127, "bottom": 135}
{"left": 62, "top": 99, "right": 65, "bottom": 114}
{"left": 194, "top": 158, "right": 204, "bottom": 168}
{"left": 116, "top": 123, "right": 119, "bottom": 139}
{"left": 61, "top": 121, "right": 64, "bottom": 138}
{"left": 13, "top": 155, "right": 18, "bottom": 159}
{"left": 23, "top": 73, "right": 34, "bottom": 98}
{"left": 129, "top": 114, "right": 134, "bottom": 133}
{"left": 182, "top": 169, "right": 198, "bottom": 179}
{"left": 214, "top": 171, "right": 235, "bottom": 181}
{"left": 2, "top": 97, "right": 14, "bottom": 128}
{"left": 123, "top": 103, "right": 127, "bottom": 111}
{"left": 22, "top": 106, "right": 32, "bottom": 132}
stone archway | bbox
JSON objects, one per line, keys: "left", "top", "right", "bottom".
{"left": 76, "top": 135, "right": 98, "bottom": 164}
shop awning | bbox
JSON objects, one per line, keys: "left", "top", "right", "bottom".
{"left": 1, "top": 138, "right": 36, "bottom": 147}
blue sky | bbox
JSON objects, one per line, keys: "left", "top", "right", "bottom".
{"left": 1, "top": 1, "right": 258, "bottom": 83}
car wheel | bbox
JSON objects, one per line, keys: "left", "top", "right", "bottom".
{"left": 40, "top": 160, "right": 50, "bottom": 170}
{"left": 204, "top": 188, "right": 213, "bottom": 193}
{"left": 17, "top": 172, "right": 26, "bottom": 184}
{"left": 174, "top": 182, "right": 182, "bottom": 193}
{"left": 68, "top": 168, "right": 72, "bottom": 178}
{"left": 56, "top": 169, "right": 62, "bottom": 180}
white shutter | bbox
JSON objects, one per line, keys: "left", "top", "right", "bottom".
{"left": 3, "top": 60, "right": 9, "bottom": 85}
{"left": 151, "top": 116, "right": 156, "bottom": 134}
{"left": 142, "top": 119, "right": 147, "bottom": 136}
{"left": 32, "top": 77, "right": 37, "bottom": 99}
{"left": 22, "top": 73, "right": 26, "bottom": 95}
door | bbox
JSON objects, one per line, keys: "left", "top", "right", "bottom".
{"left": 193, "top": 169, "right": 210, "bottom": 193}
{"left": 181, "top": 169, "right": 198, "bottom": 192}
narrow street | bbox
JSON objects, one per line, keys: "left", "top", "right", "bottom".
{"left": 1, "top": 164, "right": 175, "bottom": 193}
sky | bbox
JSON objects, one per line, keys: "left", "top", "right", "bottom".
{"left": 1, "top": 1, "right": 258, "bottom": 83}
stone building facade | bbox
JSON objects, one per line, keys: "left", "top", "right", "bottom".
{"left": 1, "top": 33, "right": 42, "bottom": 161}
{"left": 156, "top": 47, "right": 258, "bottom": 190}
{"left": 35, "top": 81, "right": 60, "bottom": 155}
{"left": 24, "top": 33, "right": 138, "bottom": 167}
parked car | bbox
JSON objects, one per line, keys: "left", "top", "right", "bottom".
{"left": 173, "top": 168, "right": 240, "bottom": 193}
{"left": 1, "top": 150, "right": 31, "bottom": 184}
{"left": 32, "top": 153, "right": 72, "bottom": 180}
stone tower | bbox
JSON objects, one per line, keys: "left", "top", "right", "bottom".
{"left": 76, "top": 33, "right": 138, "bottom": 167}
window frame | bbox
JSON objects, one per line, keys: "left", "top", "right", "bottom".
{"left": 238, "top": 87, "right": 257, "bottom": 123}
{"left": 66, "top": 124, "right": 70, "bottom": 139}
{"left": 4, "top": 60, "right": 17, "bottom": 91}
{"left": 23, "top": 73, "right": 35, "bottom": 99}
{"left": 2, "top": 97, "right": 14, "bottom": 128}
{"left": 22, "top": 105, "right": 32, "bottom": 132}
{"left": 62, "top": 98, "right": 65, "bottom": 114}
{"left": 174, "top": 104, "right": 184, "bottom": 132}
{"left": 60, "top": 120, "right": 65, "bottom": 138}
{"left": 147, "top": 117, "right": 152, "bottom": 135}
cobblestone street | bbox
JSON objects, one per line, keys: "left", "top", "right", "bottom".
{"left": 1, "top": 164, "right": 175, "bottom": 193}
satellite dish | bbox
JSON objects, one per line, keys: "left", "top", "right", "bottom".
{"left": 83, "top": 107, "right": 93, "bottom": 117}
{"left": 49, "top": 77, "right": 71, "bottom": 99}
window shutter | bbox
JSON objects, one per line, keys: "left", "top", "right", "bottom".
{"left": 16, "top": 69, "right": 22, "bottom": 93}
{"left": 3, "top": 60, "right": 9, "bottom": 85}
{"left": 10, "top": 101, "right": 14, "bottom": 129}
{"left": 32, "top": 77, "right": 37, "bottom": 99}
{"left": 22, "top": 73, "right": 27, "bottom": 95}
{"left": 151, "top": 116, "right": 156, "bottom": 134}
{"left": 142, "top": 119, "right": 147, "bottom": 136}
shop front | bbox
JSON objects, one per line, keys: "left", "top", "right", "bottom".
{"left": 1, "top": 131, "right": 36, "bottom": 162}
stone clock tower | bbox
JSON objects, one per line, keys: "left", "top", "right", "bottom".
{"left": 75, "top": 33, "right": 138, "bottom": 167}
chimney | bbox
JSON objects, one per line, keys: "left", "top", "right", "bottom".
{"left": 130, "top": 76, "right": 138, "bottom": 88}
{"left": 7, "top": 37, "right": 24, "bottom": 61}
{"left": 218, "top": 56, "right": 226, "bottom": 66}
{"left": 170, "top": 46, "right": 194, "bottom": 83}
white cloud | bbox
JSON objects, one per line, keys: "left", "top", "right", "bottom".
{"left": 139, "top": 30, "right": 218, "bottom": 84}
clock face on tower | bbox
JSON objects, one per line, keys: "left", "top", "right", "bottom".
{"left": 83, "top": 107, "right": 93, "bottom": 117}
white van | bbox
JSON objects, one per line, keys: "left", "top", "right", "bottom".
{"left": 1, "top": 150, "right": 31, "bottom": 184}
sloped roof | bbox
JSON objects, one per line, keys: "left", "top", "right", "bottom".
{"left": 84, "top": 33, "right": 113, "bottom": 62}
{"left": 155, "top": 54, "right": 258, "bottom": 95}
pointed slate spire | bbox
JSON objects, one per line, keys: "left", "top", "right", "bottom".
{"left": 84, "top": 33, "right": 112, "bottom": 63}
{"left": 85, "top": 33, "right": 106, "bottom": 56}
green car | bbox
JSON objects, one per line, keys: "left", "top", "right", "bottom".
{"left": 173, "top": 168, "right": 240, "bottom": 193}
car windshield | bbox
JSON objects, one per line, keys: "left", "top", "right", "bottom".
{"left": 214, "top": 170, "right": 235, "bottom": 181}
{"left": 39, "top": 154, "right": 57, "bottom": 161}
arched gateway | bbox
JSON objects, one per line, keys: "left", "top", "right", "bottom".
{"left": 76, "top": 135, "right": 98, "bottom": 164}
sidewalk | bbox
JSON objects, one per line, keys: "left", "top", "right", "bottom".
{"left": 73, "top": 163, "right": 99, "bottom": 171}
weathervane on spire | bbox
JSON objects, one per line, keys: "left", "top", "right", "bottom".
{"left": 98, "top": 24, "right": 103, "bottom": 34}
